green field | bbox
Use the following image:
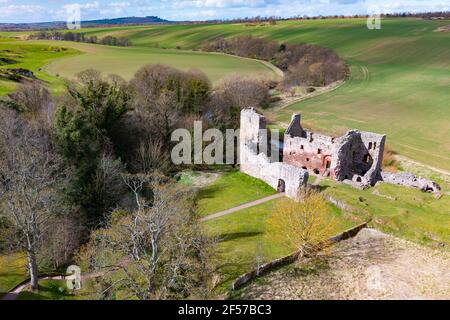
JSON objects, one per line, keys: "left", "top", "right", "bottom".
{"left": 33, "top": 40, "right": 278, "bottom": 85}
{"left": 0, "top": 41, "right": 78, "bottom": 95}
{"left": 32, "top": 18, "right": 449, "bottom": 170}
{"left": 0, "top": 39, "right": 277, "bottom": 96}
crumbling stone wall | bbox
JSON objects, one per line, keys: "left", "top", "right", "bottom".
{"left": 240, "top": 108, "right": 440, "bottom": 195}
{"left": 240, "top": 109, "right": 308, "bottom": 200}
{"left": 283, "top": 114, "right": 334, "bottom": 176}
{"left": 283, "top": 114, "right": 386, "bottom": 189}
{"left": 380, "top": 172, "right": 441, "bottom": 194}
{"left": 330, "top": 130, "right": 386, "bottom": 188}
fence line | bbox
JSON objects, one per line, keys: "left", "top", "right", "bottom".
{"left": 231, "top": 220, "right": 370, "bottom": 290}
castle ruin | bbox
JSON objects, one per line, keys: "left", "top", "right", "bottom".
{"left": 240, "top": 108, "right": 440, "bottom": 200}
{"left": 283, "top": 114, "right": 386, "bottom": 189}
{"left": 240, "top": 108, "right": 309, "bottom": 199}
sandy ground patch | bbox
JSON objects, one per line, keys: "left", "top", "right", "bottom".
{"left": 241, "top": 228, "right": 450, "bottom": 300}
{"left": 178, "top": 170, "right": 221, "bottom": 188}
{"left": 434, "top": 25, "right": 450, "bottom": 32}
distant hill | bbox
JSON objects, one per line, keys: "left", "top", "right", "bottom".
{"left": 81, "top": 16, "right": 172, "bottom": 26}
{"left": 0, "top": 16, "right": 173, "bottom": 31}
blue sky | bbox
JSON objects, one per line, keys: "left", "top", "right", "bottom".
{"left": 0, "top": 0, "right": 449, "bottom": 23}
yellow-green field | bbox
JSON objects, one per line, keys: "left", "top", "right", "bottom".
{"left": 38, "top": 41, "right": 279, "bottom": 84}
{"left": 0, "top": 39, "right": 278, "bottom": 94}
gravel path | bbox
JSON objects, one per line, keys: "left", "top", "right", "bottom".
{"left": 200, "top": 193, "right": 285, "bottom": 222}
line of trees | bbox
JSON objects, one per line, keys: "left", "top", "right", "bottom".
{"left": 187, "top": 11, "right": 450, "bottom": 24}
{"left": 202, "top": 36, "right": 348, "bottom": 87}
{"left": 29, "top": 31, "right": 131, "bottom": 47}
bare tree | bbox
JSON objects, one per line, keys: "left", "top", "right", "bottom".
{"left": 6, "top": 81, "right": 54, "bottom": 126}
{"left": 133, "top": 140, "right": 171, "bottom": 174}
{"left": 208, "top": 75, "right": 270, "bottom": 130}
{"left": 90, "top": 152, "right": 127, "bottom": 217}
{"left": 216, "top": 75, "right": 270, "bottom": 109}
{"left": 77, "top": 174, "right": 216, "bottom": 299}
{"left": 111, "top": 91, "right": 178, "bottom": 175}
{"left": 39, "top": 212, "right": 85, "bottom": 270}
{"left": 0, "top": 108, "right": 70, "bottom": 291}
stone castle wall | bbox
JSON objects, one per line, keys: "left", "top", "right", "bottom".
{"left": 283, "top": 114, "right": 386, "bottom": 189}
{"left": 380, "top": 172, "right": 441, "bottom": 193}
{"left": 239, "top": 108, "right": 308, "bottom": 200}
{"left": 239, "top": 108, "right": 440, "bottom": 196}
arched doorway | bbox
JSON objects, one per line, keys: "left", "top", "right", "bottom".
{"left": 277, "top": 179, "right": 286, "bottom": 193}
{"left": 323, "top": 156, "right": 332, "bottom": 177}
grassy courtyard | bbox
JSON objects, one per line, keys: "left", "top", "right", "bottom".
{"left": 195, "top": 167, "right": 449, "bottom": 294}
{"left": 195, "top": 170, "right": 276, "bottom": 217}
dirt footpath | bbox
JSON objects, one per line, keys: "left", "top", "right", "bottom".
{"left": 242, "top": 228, "right": 450, "bottom": 300}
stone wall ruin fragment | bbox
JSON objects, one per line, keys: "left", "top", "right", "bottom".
{"left": 239, "top": 108, "right": 441, "bottom": 199}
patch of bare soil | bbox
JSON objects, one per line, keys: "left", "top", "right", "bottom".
{"left": 434, "top": 25, "right": 450, "bottom": 32}
{"left": 270, "top": 80, "right": 345, "bottom": 111}
{"left": 179, "top": 170, "right": 221, "bottom": 188}
{"left": 241, "top": 229, "right": 450, "bottom": 300}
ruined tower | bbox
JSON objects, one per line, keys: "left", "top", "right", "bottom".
{"left": 239, "top": 108, "right": 309, "bottom": 199}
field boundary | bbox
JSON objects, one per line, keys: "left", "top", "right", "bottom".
{"left": 203, "top": 51, "right": 284, "bottom": 79}
{"left": 231, "top": 221, "right": 370, "bottom": 290}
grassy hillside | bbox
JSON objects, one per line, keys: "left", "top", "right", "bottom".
{"left": 0, "top": 41, "right": 78, "bottom": 95}
{"left": 37, "top": 41, "right": 278, "bottom": 84}
{"left": 61, "top": 18, "right": 450, "bottom": 170}
{"left": 319, "top": 178, "right": 450, "bottom": 246}
{"left": 1, "top": 18, "right": 449, "bottom": 169}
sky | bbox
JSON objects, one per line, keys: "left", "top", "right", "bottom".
{"left": 0, "top": 0, "right": 449, "bottom": 23}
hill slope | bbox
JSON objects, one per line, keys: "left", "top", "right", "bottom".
{"left": 1, "top": 18, "right": 449, "bottom": 169}
{"left": 0, "top": 16, "right": 171, "bottom": 31}
{"left": 75, "top": 18, "right": 450, "bottom": 170}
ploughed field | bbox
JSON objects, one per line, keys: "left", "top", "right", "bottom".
{"left": 45, "top": 18, "right": 449, "bottom": 171}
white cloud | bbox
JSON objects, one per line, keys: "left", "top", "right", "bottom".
{"left": 172, "top": 0, "right": 269, "bottom": 9}
{"left": 2, "top": 0, "right": 450, "bottom": 23}
{"left": 110, "top": 2, "right": 131, "bottom": 8}
{"left": 167, "top": 8, "right": 218, "bottom": 19}
{"left": 0, "top": 4, "right": 46, "bottom": 19}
